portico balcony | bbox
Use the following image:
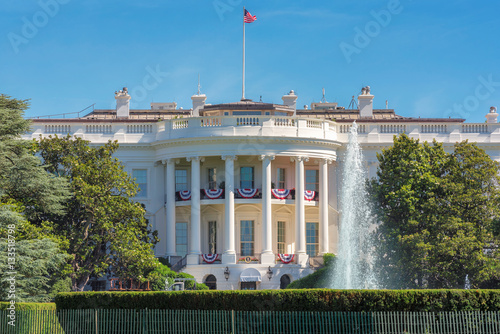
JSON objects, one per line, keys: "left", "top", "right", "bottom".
{"left": 174, "top": 189, "right": 319, "bottom": 202}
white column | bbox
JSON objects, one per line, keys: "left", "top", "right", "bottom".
{"left": 294, "top": 156, "right": 308, "bottom": 265}
{"left": 187, "top": 156, "right": 202, "bottom": 265}
{"left": 319, "top": 158, "right": 331, "bottom": 255}
{"left": 164, "top": 159, "right": 177, "bottom": 257}
{"left": 260, "top": 155, "right": 275, "bottom": 264}
{"left": 222, "top": 155, "right": 237, "bottom": 264}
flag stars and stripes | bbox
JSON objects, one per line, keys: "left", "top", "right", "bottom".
{"left": 244, "top": 9, "right": 257, "bottom": 23}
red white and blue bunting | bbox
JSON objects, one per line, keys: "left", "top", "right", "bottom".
{"left": 179, "top": 190, "right": 191, "bottom": 201}
{"left": 202, "top": 254, "right": 219, "bottom": 263}
{"left": 237, "top": 188, "right": 258, "bottom": 198}
{"left": 271, "top": 189, "right": 290, "bottom": 200}
{"left": 304, "top": 190, "right": 316, "bottom": 201}
{"left": 203, "top": 189, "right": 224, "bottom": 199}
{"left": 278, "top": 254, "right": 295, "bottom": 264}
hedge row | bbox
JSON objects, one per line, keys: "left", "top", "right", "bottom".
{"left": 56, "top": 289, "right": 500, "bottom": 312}
{"left": 0, "top": 302, "right": 56, "bottom": 310}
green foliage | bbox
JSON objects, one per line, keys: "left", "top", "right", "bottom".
{"left": 35, "top": 135, "right": 159, "bottom": 291}
{"left": 50, "top": 277, "right": 72, "bottom": 299}
{"left": 286, "top": 254, "right": 336, "bottom": 289}
{"left": 0, "top": 95, "right": 70, "bottom": 220}
{"left": 369, "top": 134, "right": 500, "bottom": 289}
{"left": 0, "top": 239, "right": 70, "bottom": 302}
{"left": 0, "top": 95, "right": 72, "bottom": 303}
{"left": 55, "top": 290, "right": 500, "bottom": 311}
{"left": 0, "top": 302, "right": 56, "bottom": 310}
{"left": 148, "top": 264, "right": 208, "bottom": 291}
{"left": 323, "top": 253, "right": 336, "bottom": 267}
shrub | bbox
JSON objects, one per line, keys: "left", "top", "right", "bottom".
{"left": 147, "top": 264, "right": 209, "bottom": 291}
{"left": 55, "top": 289, "right": 500, "bottom": 312}
{"left": 286, "top": 253, "right": 335, "bottom": 289}
{"left": 0, "top": 302, "right": 56, "bottom": 310}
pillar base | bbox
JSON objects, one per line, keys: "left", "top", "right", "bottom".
{"left": 186, "top": 254, "right": 200, "bottom": 265}
{"left": 260, "top": 252, "right": 275, "bottom": 265}
{"left": 221, "top": 253, "right": 237, "bottom": 264}
{"left": 296, "top": 253, "right": 309, "bottom": 266}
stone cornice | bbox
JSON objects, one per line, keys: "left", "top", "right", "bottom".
{"left": 151, "top": 136, "right": 342, "bottom": 149}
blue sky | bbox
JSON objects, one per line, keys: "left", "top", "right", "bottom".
{"left": 1, "top": 0, "right": 499, "bottom": 122}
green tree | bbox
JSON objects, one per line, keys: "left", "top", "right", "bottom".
{"left": 0, "top": 94, "right": 71, "bottom": 301}
{"left": 0, "top": 94, "right": 69, "bottom": 220}
{"left": 0, "top": 236, "right": 70, "bottom": 302}
{"left": 369, "top": 134, "right": 500, "bottom": 289}
{"left": 36, "top": 135, "right": 159, "bottom": 291}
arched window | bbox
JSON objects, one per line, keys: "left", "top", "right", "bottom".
{"left": 205, "top": 274, "right": 217, "bottom": 290}
{"left": 280, "top": 274, "right": 291, "bottom": 289}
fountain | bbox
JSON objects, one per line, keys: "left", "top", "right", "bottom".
{"left": 331, "top": 122, "right": 377, "bottom": 289}
{"left": 464, "top": 275, "right": 471, "bottom": 290}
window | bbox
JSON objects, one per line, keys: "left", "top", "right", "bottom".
{"left": 240, "top": 220, "right": 254, "bottom": 256}
{"left": 241, "top": 282, "right": 256, "bottom": 290}
{"left": 305, "top": 169, "right": 319, "bottom": 191}
{"left": 277, "top": 221, "right": 286, "bottom": 254}
{"left": 132, "top": 169, "right": 147, "bottom": 197}
{"left": 205, "top": 275, "right": 217, "bottom": 290}
{"left": 208, "top": 221, "right": 217, "bottom": 254}
{"left": 240, "top": 167, "right": 254, "bottom": 188}
{"left": 176, "top": 222, "right": 188, "bottom": 257}
{"left": 175, "top": 170, "right": 188, "bottom": 192}
{"left": 277, "top": 168, "right": 286, "bottom": 189}
{"left": 224, "top": 112, "right": 229, "bottom": 116}
{"left": 208, "top": 168, "right": 217, "bottom": 189}
{"left": 233, "top": 111, "right": 261, "bottom": 116}
{"left": 306, "top": 222, "right": 319, "bottom": 257}
{"left": 280, "top": 275, "right": 291, "bottom": 289}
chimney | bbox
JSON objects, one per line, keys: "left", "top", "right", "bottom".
{"left": 115, "top": 87, "right": 131, "bottom": 118}
{"left": 191, "top": 93, "right": 207, "bottom": 117}
{"left": 282, "top": 90, "right": 298, "bottom": 115}
{"left": 486, "top": 106, "right": 498, "bottom": 123}
{"left": 358, "top": 86, "right": 374, "bottom": 118}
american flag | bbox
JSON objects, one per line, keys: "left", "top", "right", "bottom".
{"left": 244, "top": 9, "right": 257, "bottom": 23}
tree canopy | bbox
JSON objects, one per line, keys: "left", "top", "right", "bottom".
{"left": 369, "top": 134, "right": 500, "bottom": 289}
{"left": 0, "top": 94, "right": 160, "bottom": 300}
{"left": 36, "top": 135, "right": 159, "bottom": 291}
{"left": 0, "top": 94, "right": 71, "bottom": 302}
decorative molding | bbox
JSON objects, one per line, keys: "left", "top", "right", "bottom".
{"left": 221, "top": 155, "right": 238, "bottom": 161}
{"left": 186, "top": 156, "right": 205, "bottom": 163}
{"left": 161, "top": 158, "right": 180, "bottom": 165}
{"left": 152, "top": 136, "right": 342, "bottom": 150}
{"left": 258, "top": 155, "right": 275, "bottom": 161}
{"left": 290, "top": 156, "right": 309, "bottom": 163}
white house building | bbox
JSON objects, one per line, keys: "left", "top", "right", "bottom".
{"left": 23, "top": 87, "right": 500, "bottom": 290}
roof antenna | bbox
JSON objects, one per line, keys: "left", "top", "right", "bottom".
{"left": 321, "top": 88, "right": 327, "bottom": 103}
{"left": 348, "top": 95, "right": 358, "bottom": 109}
{"left": 197, "top": 73, "right": 201, "bottom": 95}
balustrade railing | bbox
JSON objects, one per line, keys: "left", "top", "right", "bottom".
{"left": 32, "top": 117, "right": 499, "bottom": 139}
{"left": 127, "top": 124, "right": 153, "bottom": 133}
{"left": 462, "top": 123, "right": 489, "bottom": 133}
{"left": 236, "top": 116, "right": 260, "bottom": 126}
{"left": 45, "top": 124, "right": 71, "bottom": 134}
{"left": 421, "top": 124, "right": 448, "bottom": 133}
{"left": 174, "top": 189, "right": 321, "bottom": 202}
{"left": 86, "top": 124, "right": 112, "bottom": 134}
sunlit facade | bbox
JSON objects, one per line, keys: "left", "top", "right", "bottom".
{"left": 24, "top": 87, "right": 500, "bottom": 290}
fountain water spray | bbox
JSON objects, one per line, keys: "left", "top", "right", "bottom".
{"left": 331, "top": 122, "right": 377, "bottom": 289}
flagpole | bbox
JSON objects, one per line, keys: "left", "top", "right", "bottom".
{"left": 242, "top": 6, "right": 245, "bottom": 100}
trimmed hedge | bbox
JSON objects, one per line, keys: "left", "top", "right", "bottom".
{"left": 56, "top": 289, "right": 500, "bottom": 312}
{"left": 0, "top": 302, "right": 56, "bottom": 310}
